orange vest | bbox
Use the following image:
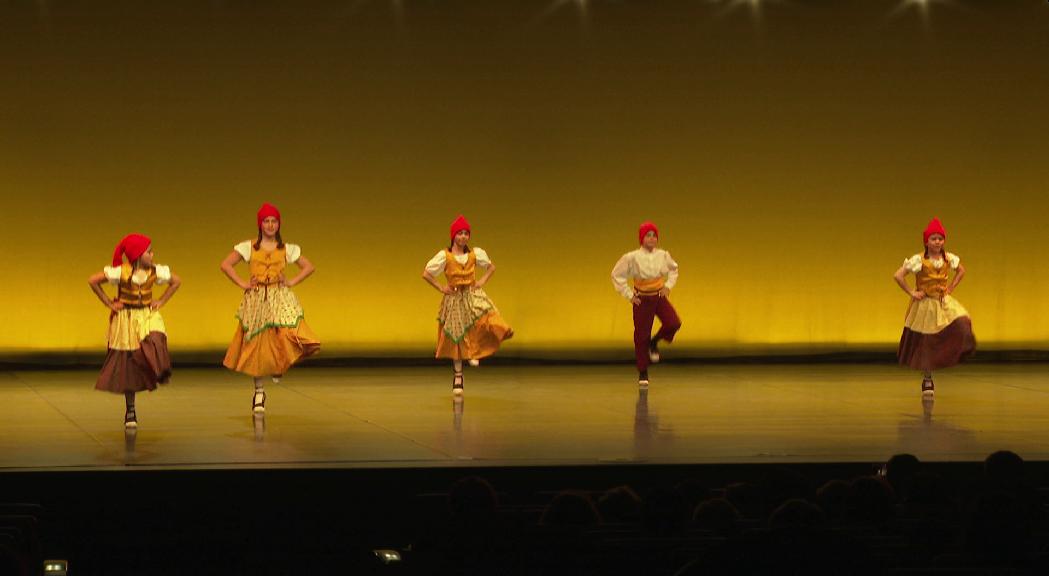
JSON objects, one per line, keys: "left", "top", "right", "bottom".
{"left": 117, "top": 263, "right": 156, "bottom": 307}
{"left": 249, "top": 245, "right": 287, "bottom": 285}
{"left": 444, "top": 250, "right": 476, "bottom": 288}
{"left": 916, "top": 256, "right": 951, "bottom": 298}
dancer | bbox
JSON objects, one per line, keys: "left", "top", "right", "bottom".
{"left": 894, "top": 217, "right": 975, "bottom": 396}
{"left": 221, "top": 203, "right": 320, "bottom": 412}
{"left": 611, "top": 221, "right": 681, "bottom": 387}
{"left": 422, "top": 215, "right": 513, "bottom": 394}
{"left": 88, "top": 233, "right": 181, "bottom": 428}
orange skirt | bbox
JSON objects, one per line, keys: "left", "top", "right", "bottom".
{"left": 223, "top": 321, "right": 320, "bottom": 377}
{"left": 436, "top": 310, "right": 512, "bottom": 360}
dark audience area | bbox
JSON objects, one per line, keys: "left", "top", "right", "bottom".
{"left": 4, "top": 451, "right": 1049, "bottom": 575}
{"left": 402, "top": 451, "right": 1049, "bottom": 576}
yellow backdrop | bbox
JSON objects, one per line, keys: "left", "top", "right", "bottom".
{"left": 2, "top": 1, "right": 1047, "bottom": 354}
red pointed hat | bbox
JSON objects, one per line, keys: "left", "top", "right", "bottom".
{"left": 639, "top": 221, "right": 659, "bottom": 245}
{"left": 112, "top": 233, "right": 152, "bottom": 267}
{"left": 257, "top": 203, "right": 281, "bottom": 229}
{"left": 450, "top": 215, "right": 471, "bottom": 240}
{"left": 923, "top": 218, "right": 947, "bottom": 244}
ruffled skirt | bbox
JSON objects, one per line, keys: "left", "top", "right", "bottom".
{"left": 435, "top": 287, "right": 512, "bottom": 360}
{"left": 96, "top": 307, "right": 171, "bottom": 393}
{"left": 897, "top": 295, "right": 976, "bottom": 371}
{"left": 223, "top": 285, "right": 320, "bottom": 377}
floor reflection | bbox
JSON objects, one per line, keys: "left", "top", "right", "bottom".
{"left": 253, "top": 412, "right": 266, "bottom": 442}
{"left": 897, "top": 395, "right": 978, "bottom": 456}
{"left": 123, "top": 427, "right": 137, "bottom": 458}
{"left": 634, "top": 387, "right": 674, "bottom": 459}
{"left": 6, "top": 365, "right": 1048, "bottom": 469}
{"left": 452, "top": 395, "right": 464, "bottom": 433}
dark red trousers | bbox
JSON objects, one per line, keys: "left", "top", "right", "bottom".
{"left": 633, "top": 295, "right": 682, "bottom": 371}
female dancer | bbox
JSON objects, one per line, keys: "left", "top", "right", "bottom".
{"left": 894, "top": 218, "right": 976, "bottom": 395}
{"left": 422, "top": 215, "right": 513, "bottom": 394}
{"left": 88, "top": 233, "right": 181, "bottom": 427}
{"left": 221, "top": 203, "right": 320, "bottom": 412}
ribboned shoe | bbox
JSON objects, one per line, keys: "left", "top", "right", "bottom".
{"left": 124, "top": 408, "right": 138, "bottom": 429}
{"left": 638, "top": 370, "right": 650, "bottom": 388}
{"left": 253, "top": 390, "right": 267, "bottom": 413}
{"left": 921, "top": 377, "right": 935, "bottom": 396}
{"left": 453, "top": 371, "right": 465, "bottom": 395}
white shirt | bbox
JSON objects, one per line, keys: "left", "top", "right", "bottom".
{"left": 103, "top": 265, "right": 172, "bottom": 285}
{"left": 611, "top": 248, "right": 679, "bottom": 300}
{"left": 233, "top": 241, "right": 302, "bottom": 264}
{"left": 902, "top": 252, "right": 960, "bottom": 274}
{"left": 425, "top": 248, "right": 492, "bottom": 277}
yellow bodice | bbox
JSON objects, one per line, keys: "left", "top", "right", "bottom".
{"left": 250, "top": 246, "right": 287, "bottom": 285}
{"left": 444, "top": 250, "right": 476, "bottom": 288}
{"left": 916, "top": 256, "right": 951, "bottom": 297}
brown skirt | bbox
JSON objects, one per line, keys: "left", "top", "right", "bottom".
{"left": 96, "top": 331, "right": 172, "bottom": 393}
{"left": 898, "top": 316, "right": 976, "bottom": 371}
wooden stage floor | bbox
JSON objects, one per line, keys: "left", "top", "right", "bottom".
{"left": 2, "top": 363, "right": 1047, "bottom": 471}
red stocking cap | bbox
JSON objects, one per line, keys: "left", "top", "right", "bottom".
{"left": 112, "top": 233, "right": 152, "bottom": 267}
{"left": 450, "top": 215, "right": 471, "bottom": 240}
{"left": 638, "top": 221, "right": 659, "bottom": 245}
{"left": 923, "top": 218, "right": 947, "bottom": 244}
{"left": 257, "top": 203, "right": 281, "bottom": 229}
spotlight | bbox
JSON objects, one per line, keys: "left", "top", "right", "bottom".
{"left": 711, "top": 0, "right": 783, "bottom": 24}
{"left": 539, "top": 0, "right": 590, "bottom": 23}
{"left": 891, "top": 0, "right": 953, "bottom": 19}
{"left": 373, "top": 549, "right": 402, "bottom": 564}
{"left": 43, "top": 560, "right": 69, "bottom": 575}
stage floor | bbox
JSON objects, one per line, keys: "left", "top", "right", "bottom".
{"left": 2, "top": 363, "right": 1048, "bottom": 471}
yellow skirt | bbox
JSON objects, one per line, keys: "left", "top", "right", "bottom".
{"left": 107, "top": 307, "right": 167, "bottom": 350}
{"left": 903, "top": 295, "right": 969, "bottom": 334}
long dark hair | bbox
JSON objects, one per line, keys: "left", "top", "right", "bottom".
{"left": 254, "top": 229, "right": 285, "bottom": 250}
{"left": 449, "top": 231, "right": 470, "bottom": 253}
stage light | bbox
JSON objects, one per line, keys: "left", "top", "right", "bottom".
{"left": 901, "top": 0, "right": 931, "bottom": 13}
{"left": 709, "top": 0, "right": 783, "bottom": 24}
{"left": 373, "top": 549, "right": 403, "bottom": 564}
{"left": 43, "top": 560, "right": 69, "bottom": 575}
{"left": 539, "top": 0, "right": 590, "bottom": 23}
{"left": 890, "top": 0, "right": 953, "bottom": 19}
{"left": 548, "top": 1, "right": 587, "bottom": 14}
